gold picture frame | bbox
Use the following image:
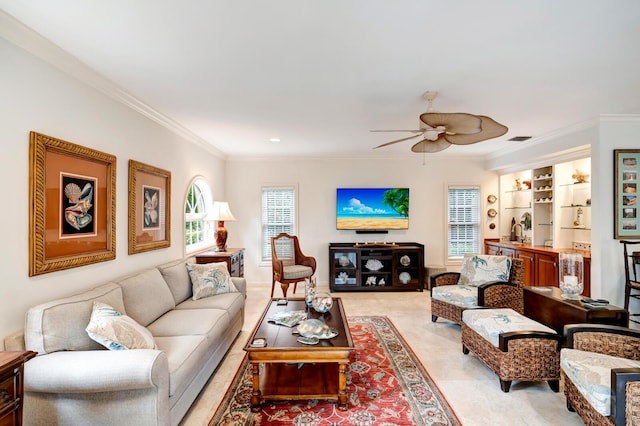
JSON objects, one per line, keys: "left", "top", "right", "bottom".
{"left": 128, "top": 159, "right": 171, "bottom": 254}
{"left": 614, "top": 149, "right": 640, "bottom": 239}
{"left": 29, "top": 132, "right": 116, "bottom": 276}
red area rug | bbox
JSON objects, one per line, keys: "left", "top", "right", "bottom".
{"left": 209, "top": 316, "right": 460, "bottom": 425}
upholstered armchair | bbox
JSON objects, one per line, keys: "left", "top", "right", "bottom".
{"left": 430, "top": 255, "right": 525, "bottom": 324}
{"left": 271, "top": 233, "right": 317, "bottom": 298}
{"left": 561, "top": 324, "right": 640, "bottom": 426}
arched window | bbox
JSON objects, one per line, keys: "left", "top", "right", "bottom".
{"left": 185, "top": 177, "right": 214, "bottom": 253}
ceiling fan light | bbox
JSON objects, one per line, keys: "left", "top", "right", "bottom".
{"left": 419, "top": 112, "right": 482, "bottom": 135}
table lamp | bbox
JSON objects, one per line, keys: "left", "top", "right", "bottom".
{"left": 210, "top": 201, "right": 235, "bottom": 252}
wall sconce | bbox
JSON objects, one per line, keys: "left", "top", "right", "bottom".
{"left": 209, "top": 201, "right": 235, "bottom": 252}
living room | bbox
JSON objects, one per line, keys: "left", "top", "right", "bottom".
{"left": 2, "top": 3, "right": 640, "bottom": 425}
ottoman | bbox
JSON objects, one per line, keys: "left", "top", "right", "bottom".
{"left": 462, "top": 308, "right": 562, "bottom": 392}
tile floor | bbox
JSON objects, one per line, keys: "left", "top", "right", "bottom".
{"left": 180, "top": 283, "right": 584, "bottom": 426}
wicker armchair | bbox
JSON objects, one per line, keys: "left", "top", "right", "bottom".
{"left": 430, "top": 257, "right": 525, "bottom": 324}
{"left": 562, "top": 324, "right": 640, "bottom": 426}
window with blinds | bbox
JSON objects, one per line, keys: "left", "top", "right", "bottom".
{"left": 447, "top": 185, "right": 481, "bottom": 260}
{"left": 185, "top": 178, "right": 214, "bottom": 253}
{"left": 261, "top": 186, "right": 296, "bottom": 261}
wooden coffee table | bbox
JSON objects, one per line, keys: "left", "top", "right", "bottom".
{"left": 524, "top": 286, "right": 629, "bottom": 335}
{"left": 244, "top": 297, "right": 354, "bottom": 411}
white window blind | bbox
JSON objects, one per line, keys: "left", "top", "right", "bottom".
{"left": 262, "top": 187, "right": 296, "bottom": 261}
{"left": 447, "top": 185, "right": 481, "bottom": 259}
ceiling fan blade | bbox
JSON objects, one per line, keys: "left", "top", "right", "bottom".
{"left": 411, "top": 138, "right": 452, "bottom": 153}
{"left": 419, "top": 112, "right": 483, "bottom": 135}
{"left": 374, "top": 133, "right": 423, "bottom": 149}
{"left": 444, "top": 116, "right": 509, "bottom": 145}
{"left": 370, "top": 129, "right": 423, "bottom": 133}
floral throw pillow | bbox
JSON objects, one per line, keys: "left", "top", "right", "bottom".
{"left": 85, "top": 301, "right": 156, "bottom": 350}
{"left": 186, "top": 262, "right": 238, "bottom": 300}
{"left": 458, "top": 255, "right": 512, "bottom": 287}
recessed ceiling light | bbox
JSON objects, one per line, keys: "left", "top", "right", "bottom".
{"left": 269, "top": 138, "right": 281, "bottom": 142}
{"left": 508, "top": 136, "right": 532, "bottom": 142}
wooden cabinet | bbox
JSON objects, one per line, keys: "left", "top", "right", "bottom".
{"left": 195, "top": 248, "right": 245, "bottom": 277}
{"left": 485, "top": 241, "right": 590, "bottom": 296}
{"left": 329, "top": 242, "right": 424, "bottom": 292}
{"left": 0, "top": 351, "right": 36, "bottom": 426}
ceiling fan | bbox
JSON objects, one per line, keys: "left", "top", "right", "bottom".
{"left": 371, "top": 91, "right": 508, "bottom": 153}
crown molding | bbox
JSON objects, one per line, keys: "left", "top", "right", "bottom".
{"left": 0, "top": 10, "right": 225, "bottom": 159}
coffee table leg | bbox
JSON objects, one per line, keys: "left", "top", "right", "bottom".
{"left": 250, "top": 362, "right": 261, "bottom": 412}
{"left": 338, "top": 362, "right": 348, "bottom": 411}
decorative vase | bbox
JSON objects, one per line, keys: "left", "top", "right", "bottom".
{"left": 312, "top": 293, "right": 333, "bottom": 313}
{"left": 559, "top": 252, "right": 584, "bottom": 299}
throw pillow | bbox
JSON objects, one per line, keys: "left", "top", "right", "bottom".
{"left": 458, "top": 254, "right": 512, "bottom": 287}
{"left": 85, "top": 301, "right": 156, "bottom": 350}
{"left": 186, "top": 262, "right": 238, "bottom": 300}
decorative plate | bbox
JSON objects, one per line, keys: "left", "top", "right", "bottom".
{"left": 399, "top": 272, "right": 411, "bottom": 284}
{"left": 487, "top": 208, "right": 498, "bottom": 218}
{"left": 487, "top": 194, "right": 497, "bottom": 204}
{"left": 400, "top": 255, "right": 411, "bottom": 266}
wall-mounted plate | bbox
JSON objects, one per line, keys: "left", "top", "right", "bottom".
{"left": 487, "top": 194, "right": 497, "bottom": 204}
{"left": 487, "top": 208, "right": 498, "bottom": 218}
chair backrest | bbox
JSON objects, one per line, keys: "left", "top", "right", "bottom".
{"left": 271, "top": 233, "right": 298, "bottom": 266}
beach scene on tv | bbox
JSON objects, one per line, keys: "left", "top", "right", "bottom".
{"left": 336, "top": 188, "right": 409, "bottom": 230}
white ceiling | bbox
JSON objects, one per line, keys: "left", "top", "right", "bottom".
{"left": 2, "top": 1, "right": 640, "bottom": 159}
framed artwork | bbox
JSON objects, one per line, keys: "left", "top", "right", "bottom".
{"left": 128, "top": 159, "right": 171, "bottom": 254}
{"left": 614, "top": 149, "right": 640, "bottom": 239}
{"left": 29, "top": 132, "right": 116, "bottom": 276}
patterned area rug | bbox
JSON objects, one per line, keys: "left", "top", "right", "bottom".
{"left": 209, "top": 316, "right": 460, "bottom": 425}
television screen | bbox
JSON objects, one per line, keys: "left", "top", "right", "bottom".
{"left": 336, "top": 187, "right": 409, "bottom": 230}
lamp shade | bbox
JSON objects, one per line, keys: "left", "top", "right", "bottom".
{"left": 210, "top": 201, "right": 236, "bottom": 221}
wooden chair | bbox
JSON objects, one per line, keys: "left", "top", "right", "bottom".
{"left": 271, "top": 233, "right": 316, "bottom": 298}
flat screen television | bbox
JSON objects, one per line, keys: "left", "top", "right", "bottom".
{"left": 336, "top": 187, "right": 409, "bottom": 230}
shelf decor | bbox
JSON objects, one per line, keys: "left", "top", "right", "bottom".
{"left": 128, "top": 160, "right": 171, "bottom": 254}
{"left": 29, "top": 132, "right": 116, "bottom": 276}
{"left": 614, "top": 149, "right": 640, "bottom": 239}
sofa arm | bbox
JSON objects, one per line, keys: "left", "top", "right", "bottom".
{"left": 25, "top": 349, "right": 168, "bottom": 394}
{"left": 430, "top": 272, "right": 460, "bottom": 292}
{"left": 477, "top": 282, "right": 524, "bottom": 314}
{"left": 611, "top": 368, "right": 640, "bottom": 426}
{"left": 565, "top": 324, "right": 640, "bottom": 359}
{"left": 498, "top": 331, "right": 562, "bottom": 352}
{"left": 231, "top": 277, "right": 247, "bottom": 297}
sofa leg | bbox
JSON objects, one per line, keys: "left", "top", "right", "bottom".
{"left": 566, "top": 400, "right": 575, "bottom": 412}
{"left": 462, "top": 344, "right": 469, "bottom": 355}
{"left": 431, "top": 315, "right": 438, "bottom": 323}
{"left": 548, "top": 380, "right": 559, "bottom": 392}
{"left": 500, "top": 380, "right": 512, "bottom": 393}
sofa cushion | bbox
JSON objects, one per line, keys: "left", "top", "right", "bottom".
{"left": 86, "top": 301, "right": 156, "bottom": 350}
{"left": 158, "top": 258, "right": 194, "bottom": 304}
{"left": 431, "top": 285, "right": 478, "bottom": 308}
{"left": 561, "top": 348, "right": 640, "bottom": 417}
{"left": 117, "top": 268, "right": 176, "bottom": 327}
{"left": 462, "top": 308, "right": 556, "bottom": 347}
{"left": 185, "top": 262, "right": 238, "bottom": 300}
{"left": 176, "top": 292, "right": 244, "bottom": 319}
{"left": 458, "top": 255, "right": 511, "bottom": 287}
{"left": 146, "top": 308, "right": 229, "bottom": 344}
{"left": 25, "top": 282, "right": 125, "bottom": 355}
{"left": 154, "top": 335, "right": 209, "bottom": 398}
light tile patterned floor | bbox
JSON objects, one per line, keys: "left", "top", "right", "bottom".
{"left": 181, "top": 283, "right": 583, "bottom": 426}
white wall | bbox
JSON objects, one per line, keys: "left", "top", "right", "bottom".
{"left": 0, "top": 38, "right": 226, "bottom": 347}
{"left": 225, "top": 156, "right": 500, "bottom": 286}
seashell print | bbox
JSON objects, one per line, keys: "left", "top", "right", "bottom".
{"left": 365, "top": 259, "right": 384, "bottom": 271}
{"left": 64, "top": 183, "right": 82, "bottom": 203}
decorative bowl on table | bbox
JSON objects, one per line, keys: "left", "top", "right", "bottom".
{"left": 312, "top": 293, "right": 333, "bottom": 313}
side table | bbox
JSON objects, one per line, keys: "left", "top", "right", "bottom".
{"left": 0, "top": 351, "right": 36, "bottom": 426}
{"left": 195, "top": 248, "right": 245, "bottom": 277}
{"left": 524, "top": 286, "right": 629, "bottom": 335}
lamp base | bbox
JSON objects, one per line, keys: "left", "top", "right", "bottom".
{"left": 215, "top": 221, "right": 228, "bottom": 252}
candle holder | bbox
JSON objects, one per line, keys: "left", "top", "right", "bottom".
{"left": 559, "top": 252, "right": 584, "bottom": 299}
{"left": 304, "top": 277, "right": 316, "bottom": 308}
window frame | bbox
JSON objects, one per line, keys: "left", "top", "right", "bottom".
{"left": 184, "top": 177, "right": 215, "bottom": 254}
{"left": 261, "top": 185, "right": 297, "bottom": 263}
{"left": 445, "top": 184, "right": 482, "bottom": 265}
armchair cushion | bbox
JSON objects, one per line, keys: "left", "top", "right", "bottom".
{"left": 283, "top": 264, "right": 314, "bottom": 280}
{"left": 458, "top": 255, "right": 511, "bottom": 287}
{"left": 561, "top": 348, "right": 640, "bottom": 417}
{"left": 431, "top": 285, "right": 478, "bottom": 309}
{"left": 462, "top": 308, "right": 556, "bottom": 347}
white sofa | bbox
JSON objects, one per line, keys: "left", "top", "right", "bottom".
{"left": 4, "top": 257, "right": 246, "bottom": 426}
